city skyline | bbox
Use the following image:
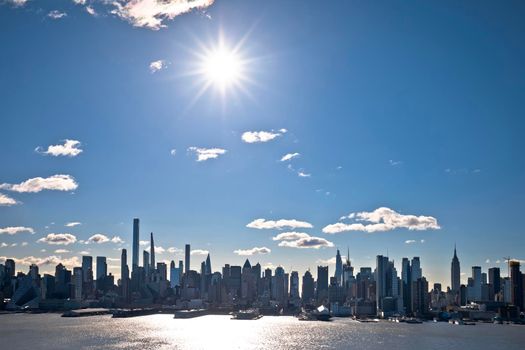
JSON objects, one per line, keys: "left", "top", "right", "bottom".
{"left": 1, "top": 0, "right": 525, "bottom": 289}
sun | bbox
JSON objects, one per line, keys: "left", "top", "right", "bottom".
{"left": 202, "top": 47, "right": 242, "bottom": 89}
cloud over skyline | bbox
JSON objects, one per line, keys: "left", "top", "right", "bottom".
{"left": 149, "top": 59, "right": 166, "bottom": 73}
{"left": 0, "top": 174, "right": 78, "bottom": 193}
{"left": 278, "top": 236, "right": 334, "bottom": 249}
{"left": 233, "top": 247, "right": 271, "bottom": 256}
{"left": 37, "top": 233, "right": 77, "bottom": 245}
{"left": 65, "top": 222, "right": 82, "bottom": 227}
{"left": 87, "top": 234, "right": 124, "bottom": 244}
{"left": 280, "top": 152, "right": 300, "bottom": 162}
{"left": 191, "top": 249, "right": 209, "bottom": 256}
{"left": 246, "top": 218, "right": 313, "bottom": 230}
{"left": 323, "top": 207, "right": 440, "bottom": 234}
{"left": 35, "top": 139, "right": 83, "bottom": 157}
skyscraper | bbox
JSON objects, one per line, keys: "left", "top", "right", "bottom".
{"left": 334, "top": 249, "right": 343, "bottom": 286}
{"left": 290, "top": 271, "right": 299, "bottom": 299}
{"left": 185, "top": 244, "right": 190, "bottom": 274}
{"left": 376, "top": 255, "right": 389, "bottom": 313}
{"left": 73, "top": 267, "right": 83, "bottom": 300}
{"left": 317, "top": 266, "right": 329, "bottom": 302}
{"left": 132, "top": 218, "right": 139, "bottom": 270}
{"left": 510, "top": 260, "right": 523, "bottom": 309}
{"left": 121, "top": 249, "right": 129, "bottom": 300}
{"left": 401, "top": 257, "right": 411, "bottom": 313}
{"left": 96, "top": 256, "right": 107, "bottom": 281}
{"left": 143, "top": 250, "right": 150, "bottom": 279}
{"left": 205, "top": 253, "right": 212, "bottom": 275}
{"left": 488, "top": 267, "right": 501, "bottom": 296}
{"left": 451, "top": 245, "right": 461, "bottom": 292}
{"left": 81, "top": 255, "right": 93, "bottom": 283}
{"left": 150, "top": 232, "right": 155, "bottom": 269}
{"left": 302, "top": 270, "right": 315, "bottom": 302}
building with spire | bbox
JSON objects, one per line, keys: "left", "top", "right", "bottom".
{"left": 334, "top": 249, "right": 343, "bottom": 286}
{"left": 150, "top": 232, "right": 155, "bottom": 271}
{"left": 451, "top": 245, "right": 461, "bottom": 293}
{"left": 132, "top": 218, "right": 139, "bottom": 271}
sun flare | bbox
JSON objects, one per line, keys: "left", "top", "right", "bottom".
{"left": 202, "top": 48, "right": 242, "bottom": 88}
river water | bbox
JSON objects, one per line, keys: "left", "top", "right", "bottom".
{"left": 0, "top": 314, "right": 524, "bottom": 349}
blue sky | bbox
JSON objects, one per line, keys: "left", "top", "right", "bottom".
{"left": 1, "top": 0, "right": 524, "bottom": 286}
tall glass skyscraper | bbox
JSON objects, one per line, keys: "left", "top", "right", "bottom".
{"left": 132, "top": 218, "right": 139, "bottom": 270}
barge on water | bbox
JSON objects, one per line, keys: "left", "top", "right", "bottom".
{"left": 174, "top": 309, "right": 208, "bottom": 319}
{"left": 111, "top": 308, "right": 158, "bottom": 318}
{"left": 62, "top": 308, "right": 110, "bottom": 317}
{"left": 231, "top": 309, "right": 262, "bottom": 320}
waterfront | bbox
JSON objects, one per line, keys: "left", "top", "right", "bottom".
{"left": 1, "top": 314, "right": 524, "bottom": 350}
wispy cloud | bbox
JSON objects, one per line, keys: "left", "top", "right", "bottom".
{"left": 167, "top": 247, "right": 183, "bottom": 254}
{"left": 73, "top": 0, "right": 86, "bottom": 4}
{"left": 0, "top": 174, "right": 78, "bottom": 193}
{"left": 389, "top": 160, "right": 403, "bottom": 166}
{"left": 35, "top": 139, "right": 82, "bottom": 157}
{"left": 170, "top": 149, "right": 177, "bottom": 156}
{"left": 54, "top": 249, "right": 70, "bottom": 254}
{"left": 405, "top": 239, "right": 425, "bottom": 244}
{"left": 139, "top": 240, "right": 149, "bottom": 246}
{"left": 233, "top": 247, "right": 271, "bottom": 256}
{"left": 0, "top": 193, "right": 19, "bottom": 206}
{"left": 190, "top": 249, "right": 209, "bottom": 256}
{"left": 0, "top": 226, "right": 34, "bottom": 235}
{"left": 246, "top": 218, "right": 313, "bottom": 230}
{"left": 111, "top": 0, "right": 215, "bottom": 30}
{"left": 8, "top": 0, "right": 28, "bottom": 7}
{"left": 187, "top": 147, "right": 227, "bottom": 161}
{"left": 65, "top": 222, "right": 81, "bottom": 227}
{"left": 297, "top": 171, "right": 311, "bottom": 178}
{"left": 323, "top": 207, "right": 440, "bottom": 234}
{"left": 241, "top": 129, "right": 287, "bottom": 143}
{"left": 149, "top": 59, "right": 167, "bottom": 73}
{"left": 280, "top": 152, "right": 300, "bottom": 162}
{"left": 48, "top": 10, "right": 67, "bottom": 19}
{"left": 37, "top": 233, "right": 77, "bottom": 245}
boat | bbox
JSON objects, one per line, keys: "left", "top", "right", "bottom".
{"left": 173, "top": 309, "right": 208, "bottom": 319}
{"left": 112, "top": 308, "right": 157, "bottom": 318}
{"left": 312, "top": 305, "right": 332, "bottom": 321}
{"left": 231, "top": 308, "right": 262, "bottom": 320}
{"left": 405, "top": 318, "right": 423, "bottom": 324}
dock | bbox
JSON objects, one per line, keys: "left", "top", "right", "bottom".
{"left": 61, "top": 308, "right": 110, "bottom": 317}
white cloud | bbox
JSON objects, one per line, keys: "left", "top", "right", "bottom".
{"left": 322, "top": 207, "right": 440, "bottom": 234}
{"left": 272, "top": 232, "right": 310, "bottom": 241}
{"left": 54, "top": 249, "right": 70, "bottom": 254}
{"left": 0, "top": 243, "right": 7, "bottom": 248}
{"left": 241, "top": 129, "right": 287, "bottom": 143}
{"left": 190, "top": 249, "right": 209, "bottom": 256}
{"left": 0, "top": 174, "right": 78, "bottom": 193}
{"left": 0, "top": 193, "right": 19, "bottom": 206}
{"left": 233, "top": 247, "right": 271, "bottom": 256}
{"left": 21, "top": 242, "right": 28, "bottom": 246}
{"left": 87, "top": 234, "right": 124, "bottom": 244}
{"left": 87, "top": 234, "right": 110, "bottom": 244}
{"left": 405, "top": 240, "right": 416, "bottom": 244}
{"left": 0, "top": 226, "right": 35, "bottom": 235}
{"left": 35, "top": 139, "right": 82, "bottom": 157}
{"left": 85, "top": 6, "right": 97, "bottom": 16}
{"left": 73, "top": 0, "right": 86, "bottom": 4}
{"left": 37, "top": 233, "right": 77, "bottom": 245}
{"left": 111, "top": 0, "right": 215, "bottom": 30}
{"left": 0, "top": 255, "right": 80, "bottom": 269}
{"left": 139, "top": 240, "right": 149, "bottom": 246}
{"left": 8, "top": 0, "right": 28, "bottom": 7}
{"left": 389, "top": 160, "right": 402, "bottom": 166}
{"left": 170, "top": 149, "right": 177, "bottom": 156}
{"left": 280, "top": 152, "right": 300, "bottom": 162}
{"left": 247, "top": 218, "right": 313, "bottom": 230}
{"left": 149, "top": 59, "right": 167, "bottom": 73}
{"left": 297, "top": 171, "right": 311, "bottom": 178}
{"left": 485, "top": 259, "right": 491, "bottom": 264}
{"left": 48, "top": 10, "right": 67, "bottom": 19}
{"left": 65, "top": 222, "right": 81, "bottom": 227}
{"left": 278, "top": 236, "right": 334, "bottom": 249}
{"left": 187, "top": 147, "right": 227, "bottom": 161}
